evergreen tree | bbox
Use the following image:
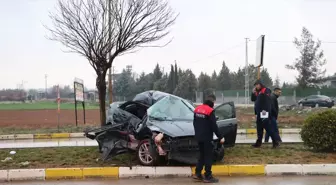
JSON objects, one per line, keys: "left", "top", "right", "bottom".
{"left": 274, "top": 75, "right": 281, "bottom": 88}
{"left": 260, "top": 68, "right": 273, "bottom": 88}
{"left": 153, "top": 63, "right": 163, "bottom": 82}
{"left": 114, "top": 68, "right": 136, "bottom": 99}
{"left": 198, "top": 72, "right": 212, "bottom": 91}
{"left": 174, "top": 62, "right": 178, "bottom": 86}
{"left": 174, "top": 69, "right": 197, "bottom": 101}
{"left": 216, "top": 61, "right": 232, "bottom": 90}
{"left": 166, "top": 65, "right": 175, "bottom": 94}
{"left": 211, "top": 70, "right": 217, "bottom": 89}
{"left": 286, "top": 27, "right": 327, "bottom": 88}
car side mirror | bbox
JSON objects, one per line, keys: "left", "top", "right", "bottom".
{"left": 216, "top": 116, "right": 219, "bottom": 121}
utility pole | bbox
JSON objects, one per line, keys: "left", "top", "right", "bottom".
{"left": 107, "top": 0, "right": 113, "bottom": 104}
{"left": 45, "top": 74, "right": 48, "bottom": 99}
{"left": 244, "top": 38, "right": 249, "bottom": 108}
{"left": 112, "top": 66, "right": 115, "bottom": 85}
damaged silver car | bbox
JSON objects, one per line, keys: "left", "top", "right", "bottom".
{"left": 84, "top": 91, "right": 237, "bottom": 166}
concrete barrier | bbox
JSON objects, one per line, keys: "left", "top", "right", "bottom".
{"left": 83, "top": 167, "right": 119, "bottom": 179}
{"left": 0, "top": 128, "right": 301, "bottom": 141}
{"left": 0, "top": 170, "right": 7, "bottom": 181}
{"left": 302, "top": 164, "right": 336, "bottom": 175}
{"left": 8, "top": 169, "right": 45, "bottom": 181}
{"left": 14, "top": 134, "right": 33, "bottom": 139}
{"left": 45, "top": 168, "right": 83, "bottom": 180}
{"left": 0, "top": 164, "right": 336, "bottom": 182}
{"left": 265, "top": 164, "right": 303, "bottom": 176}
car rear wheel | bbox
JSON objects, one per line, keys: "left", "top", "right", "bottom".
{"left": 136, "top": 139, "right": 160, "bottom": 166}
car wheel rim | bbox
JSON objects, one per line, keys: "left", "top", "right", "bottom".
{"left": 139, "top": 142, "right": 153, "bottom": 164}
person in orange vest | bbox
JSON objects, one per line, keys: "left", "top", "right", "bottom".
{"left": 251, "top": 80, "right": 280, "bottom": 148}
{"left": 193, "top": 94, "right": 225, "bottom": 183}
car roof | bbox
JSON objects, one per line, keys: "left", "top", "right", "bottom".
{"left": 132, "top": 90, "right": 185, "bottom": 106}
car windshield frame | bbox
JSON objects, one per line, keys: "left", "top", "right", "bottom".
{"left": 147, "top": 95, "right": 195, "bottom": 121}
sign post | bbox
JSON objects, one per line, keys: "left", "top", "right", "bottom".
{"left": 57, "top": 85, "right": 60, "bottom": 132}
{"left": 74, "top": 78, "right": 85, "bottom": 126}
{"left": 255, "top": 35, "right": 265, "bottom": 79}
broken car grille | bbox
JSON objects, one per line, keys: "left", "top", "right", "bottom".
{"left": 169, "top": 137, "right": 199, "bottom": 151}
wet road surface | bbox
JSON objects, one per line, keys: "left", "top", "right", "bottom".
{"left": 1, "top": 176, "right": 335, "bottom": 185}
{"left": 0, "top": 134, "right": 302, "bottom": 149}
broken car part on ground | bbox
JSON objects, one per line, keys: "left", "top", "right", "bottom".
{"left": 85, "top": 91, "right": 238, "bottom": 166}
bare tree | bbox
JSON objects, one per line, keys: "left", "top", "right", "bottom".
{"left": 47, "top": 0, "right": 177, "bottom": 125}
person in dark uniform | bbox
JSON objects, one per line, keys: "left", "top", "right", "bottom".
{"left": 193, "top": 94, "right": 225, "bottom": 183}
{"left": 251, "top": 80, "right": 280, "bottom": 148}
{"left": 265, "top": 87, "right": 282, "bottom": 143}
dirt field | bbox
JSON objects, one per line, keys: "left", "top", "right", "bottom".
{"left": 236, "top": 108, "right": 305, "bottom": 128}
{"left": 0, "top": 108, "right": 306, "bottom": 130}
{"left": 0, "top": 109, "right": 101, "bottom": 129}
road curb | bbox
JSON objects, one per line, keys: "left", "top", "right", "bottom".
{"left": 0, "top": 129, "right": 301, "bottom": 140}
{"left": 0, "top": 164, "right": 335, "bottom": 182}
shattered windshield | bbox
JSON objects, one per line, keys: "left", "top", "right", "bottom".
{"left": 147, "top": 95, "right": 195, "bottom": 121}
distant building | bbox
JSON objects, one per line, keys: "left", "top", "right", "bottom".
{"left": 324, "top": 74, "right": 336, "bottom": 88}
{"left": 86, "top": 90, "right": 99, "bottom": 102}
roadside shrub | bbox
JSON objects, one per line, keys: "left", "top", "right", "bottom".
{"left": 300, "top": 110, "right": 336, "bottom": 152}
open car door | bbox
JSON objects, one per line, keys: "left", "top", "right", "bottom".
{"left": 214, "top": 102, "right": 237, "bottom": 147}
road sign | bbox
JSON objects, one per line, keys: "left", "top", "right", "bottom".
{"left": 255, "top": 35, "right": 265, "bottom": 68}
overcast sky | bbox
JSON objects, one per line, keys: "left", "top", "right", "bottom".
{"left": 1, "top": 0, "right": 336, "bottom": 89}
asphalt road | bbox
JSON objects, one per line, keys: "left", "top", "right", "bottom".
{"left": 1, "top": 176, "right": 335, "bottom": 185}
{"left": 0, "top": 134, "right": 302, "bottom": 149}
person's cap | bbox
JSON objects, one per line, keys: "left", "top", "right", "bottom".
{"left": 254, "top": 79, "right": 263, "bottom": 86}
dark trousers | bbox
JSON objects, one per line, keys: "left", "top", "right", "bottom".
{"left": 195, "top": 141, "right": 213, "bottom": 177}
{"left": 265, "top": 117, "right": 281, "bottom": 142}
{"left": 256, "top": 117, "right": 277, "bottom": 144}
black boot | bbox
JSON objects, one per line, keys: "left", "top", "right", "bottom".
{"left": 272, "top": 141, "right": 280, "bottom": 148}
{"left": 252, "top": 140, "right": 262, "bottom": 148}
{"left": 203, "top": 175, "right": 219, "bottom": 183}
{"left": 192, "top": 174, "right": 203, "bottom": 181}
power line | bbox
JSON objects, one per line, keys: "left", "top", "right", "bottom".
{"left": 189, "top": 42, "right": 245, "bottom": 63}
{"left": 251, "top": 40, "right": 336, "bottom": 44}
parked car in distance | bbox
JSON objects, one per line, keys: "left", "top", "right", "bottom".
{"left": 298, "top": 95, "right": 334, "bottom": 108}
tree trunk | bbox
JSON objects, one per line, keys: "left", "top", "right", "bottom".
{"left": 96, "top": 73, "right": 107, "bottom": 126}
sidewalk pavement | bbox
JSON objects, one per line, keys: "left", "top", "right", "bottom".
{"left": 0, "top": 128, "right": 301, "bottom": 140}
{"left": 0, "top": 164, "right": 335, "bottom": 182}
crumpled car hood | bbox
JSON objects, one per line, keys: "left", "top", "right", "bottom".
{"left": 147, "top": 120, "right": 195, "bottom": 137}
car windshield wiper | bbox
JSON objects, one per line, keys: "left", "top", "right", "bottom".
{"left": 181, "top": 100, "right": 194, "bottom": 112}
{"left": 148, "top": 115, "right": 166, "bottom": 121}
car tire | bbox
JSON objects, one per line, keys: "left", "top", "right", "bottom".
{"left": 136, "top": 139, "right": 160, "bottom": 166}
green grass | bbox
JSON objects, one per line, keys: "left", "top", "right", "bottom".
{"left": 0, "top": 144, "right": 335, "bottom": 169}
{"left": 0, "top": 101, "right": 99, "bottom": 110}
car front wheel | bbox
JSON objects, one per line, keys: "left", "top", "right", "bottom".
{"left": 136, "top": 139, "right": 160, "bottom": 166}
